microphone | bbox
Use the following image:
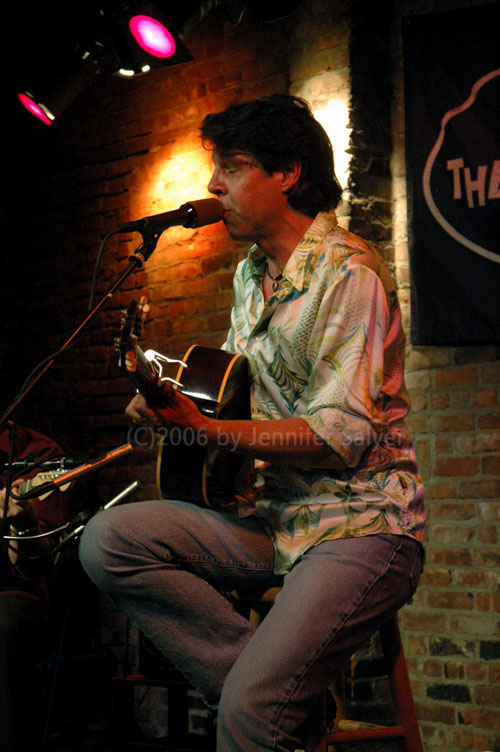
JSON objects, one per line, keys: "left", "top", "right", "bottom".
{"left": 39, "top": 455, "right": 93, "bottom": 471}
{"left": 117, "top": 198, "right": 223, "bottom": 235}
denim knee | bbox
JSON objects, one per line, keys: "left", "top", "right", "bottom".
{"left": 79, "top": 510, "right": 119, "bottom": 593}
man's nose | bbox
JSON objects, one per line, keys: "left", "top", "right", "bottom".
{"left": 208, "top": 168, "right": 226, "bottom": 196}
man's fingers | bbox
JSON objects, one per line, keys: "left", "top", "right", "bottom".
{"left": 125, "top": 393, "right": 163, "bottom": 426}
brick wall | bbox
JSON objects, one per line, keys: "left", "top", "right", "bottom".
{"left": 392, "top": 2, "right": 500, "bottom": 750}
{"left": 2, "top": 0, "right": 499, "bottom": 748}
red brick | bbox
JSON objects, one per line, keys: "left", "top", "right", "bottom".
{"left": 431, "top": 525, "right": 455, "bottom": 543}
{"left": 406, "top": 416, "right": 428, "bottom": 433}
{"left": 434, "top": 413, "right": 476, "bottom": 432}
{"left": 434, "top": 457, "right": 480, "bottom": 476}
{"left": 435, "top": 437, "right": 453, "bottom": 453}
{"left": 430, "top": 391, "right": 450, "bottom": 409}
{"left": 473, "top": 685, "right": 500, "bottom": 705}
{"left": 407, "top": 636, "right": 427, "bottom": 656}
{"left": 423, "top": 659, "right": 443, "bottom": 677}
{"left": 420, "top": 568, "right": 452, "bottom": 587}
{"left": 453, "top": 570, "right": 490, "bottom": 587}
{"left": 475, "top": 387, "right": 498, "bottom": 407}
{"left": 428, "top": 549, "right": 473, "bottom": 567}
{"left": 434, "top": 366, "right": 479, "bottom": 387}
{"left": 466, "top": 662, "right": 488, "bottom": 682}
{"left": 474, "top": 549, "right": 500, "bottom": 568}
{"left": 456, "top": 432, "right": 500, "bottom": 453}
{"left": 458, "top": 707, "right": 500, "bottom": 730}
{"left": 476, "top": 593, "right": 500, "bottom": 612}
{"left": 478, "top": 526, "right": 498, "bottom": 544}
{"left": 430, "top": 502, "right": 475, "bottom": 520}
{"left": 450, "top": 388, "right": 475, "bottom": 408}
{"left": 444, "top": 661, "right": 465, "bottom": 679}
{"left": 482, "top": 455, "right": 500, "bottom": 475}
{"left": 478, "top": 411, "right": 500, "bottom": 429}
{"left": 401, "top": 610, "right": 447, "bottom": 632}
{"left": 482, "top": 364, "right": 500, "bottom": 383}
{"left": 458, "top": 479, "right": 500, "bottom": 498}
{"left": 424, "top": 481, "right": 458, "bottom": 499}
{"left": 422, "top": 725, "right": 450, "bottom": 745}
{"left": 478, "top": 502, "right": 500, "bottom": 522}
{"left": 489, "top": 662, "right": 500, "bottom": 682}
{"left": 453, "top": 729, "right": 497, "bottom": 750}
{"left": 427, "top": 592, "right": 474, "bottom": 610}
{"left": 416, "top": 701, "right": 456, "bottom": 725}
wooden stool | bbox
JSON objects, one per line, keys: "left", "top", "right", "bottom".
{"left": 241, "top": 589, "right": 423, "bottom": 752}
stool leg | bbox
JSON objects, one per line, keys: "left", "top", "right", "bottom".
{"left": 330, "top": 668, "right": 347, "bottom": 728}
{"left": 378, "top": 616, "right": 423, "bottom": 752}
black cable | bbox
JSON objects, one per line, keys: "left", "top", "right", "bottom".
{"left": 0, "top": 419, "right": 18, "bottom": 545}
{"left": 88, "top": 229, "right": 120, "bottom": 311}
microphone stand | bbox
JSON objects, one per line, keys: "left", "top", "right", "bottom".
{"left": 0, "top": 232, "right": 161, "bottom": 432}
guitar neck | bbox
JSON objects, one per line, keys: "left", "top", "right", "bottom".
{"left": 17, "top": 468, "right": 67, "bottom": 500}
{"left": 19, "top": 477, "right": 34, "bottom": 497}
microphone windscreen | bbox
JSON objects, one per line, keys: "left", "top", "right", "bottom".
{"left": 185, "top": 198, "right": 223, "bottom": 227}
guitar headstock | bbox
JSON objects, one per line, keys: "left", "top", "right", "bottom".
{"left": 115, "top": 296, "right": 164, "bottom": 404}
{"left": 115, "top": 296, "right": 150, "bottom": 373}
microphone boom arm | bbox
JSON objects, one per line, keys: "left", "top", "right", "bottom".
{"left": 0, "top": 198, "right": 222, "bottom": 430}
{"left": 0, "top": 253, "right": 144, "bottom": 430}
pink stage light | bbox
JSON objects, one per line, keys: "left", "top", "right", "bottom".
{"left": 129, "top": 15, "right": 176, "bottom": 59}
{"left": 17, "top": 93, "right": 53, "bottom": 125}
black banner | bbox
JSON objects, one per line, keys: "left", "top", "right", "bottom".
{"left": 403, "top": 4, "right": 500, "bottom": 345}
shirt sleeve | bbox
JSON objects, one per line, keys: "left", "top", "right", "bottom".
{"left": 300, "top": 264, "right": 391, "bottom": 467}
{"left": 221, "top": 258, "right": 247, "bottom": 354}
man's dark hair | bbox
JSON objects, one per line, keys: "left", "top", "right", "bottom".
{"left": 200, "top": 93, "right": 343, "bottom": 217}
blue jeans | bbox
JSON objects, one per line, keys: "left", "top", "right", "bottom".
{"left": 79, "top": 499, "right": 423, "bottom": 752}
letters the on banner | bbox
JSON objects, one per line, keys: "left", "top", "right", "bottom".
{"left": 403, "top": 4, "right": 500, "bottom": 346}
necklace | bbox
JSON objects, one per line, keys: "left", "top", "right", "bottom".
{"left": 266, "top": 267, "right": 283, "bottom": 292}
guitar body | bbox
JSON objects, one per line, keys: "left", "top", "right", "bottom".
{"left": 156, "top": 345, "right": 252, "bottom": 509}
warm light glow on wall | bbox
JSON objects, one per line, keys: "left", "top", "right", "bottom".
{"left": 313, "top": 97, "right": 352, "bottom": 194}
{"left": 135, "top": 137, "right": 213, "bottom": 220}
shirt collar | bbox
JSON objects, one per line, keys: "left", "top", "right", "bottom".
{"left": 247, "top": 210, "right": 338, "bottom": 292}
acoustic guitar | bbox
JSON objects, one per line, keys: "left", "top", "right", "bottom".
{"left": 117, "top": 299, "right": 252, "bottom": 509}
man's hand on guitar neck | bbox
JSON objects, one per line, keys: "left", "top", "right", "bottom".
{"left": 126, "top": 386, "right": 210, "bottom": 433}
{"left": 1, "top": 480, "right": 38, "bottom": 534}
{"left": 1, "top": 480, "right": 55, "bottom": 570}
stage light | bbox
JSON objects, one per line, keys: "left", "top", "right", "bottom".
{"left": 17, "top": 44, "right": 103, "bottom": 125}
{"left": 129, "top": 15, "right": 176, "bottom": 58}
{"left": 18, "top": 93, "right": 53, "bottom": 125}
{"left": 101, "top": 3, "right": 193, "bottom": 78}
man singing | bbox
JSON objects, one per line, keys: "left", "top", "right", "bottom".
{"left": 80, "top": 94, "right": 426, "bottom": 752}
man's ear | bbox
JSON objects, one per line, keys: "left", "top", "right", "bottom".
{"left": 280, "top": 161, "right": 302, "bottom": 193}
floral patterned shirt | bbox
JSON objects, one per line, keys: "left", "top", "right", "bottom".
{"left": 223, "top": 210, "right": 426, "bottom": 574}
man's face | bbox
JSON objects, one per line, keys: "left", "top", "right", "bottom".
{"left": 207, "top": 152, "right": 290, "bottom": 243}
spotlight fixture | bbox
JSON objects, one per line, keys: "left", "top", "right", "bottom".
{"left": 99, "top": 3, "right": 193, "bottom": 79}
{"left": 17, "top": 42, "right": 103, "bottom": 125}
{"left": 129, "top": 14, "right": 177, "bottom": 58}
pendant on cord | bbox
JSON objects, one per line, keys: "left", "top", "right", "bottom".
{"left": 267, "top": 268, "right": 283, "bottom": 292}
